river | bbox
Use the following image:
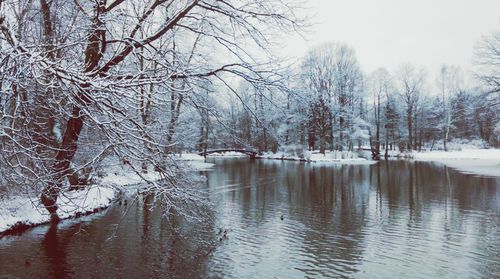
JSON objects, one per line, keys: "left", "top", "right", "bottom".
{"left": 0, "top": 159, "right": 499, "bottom": 278}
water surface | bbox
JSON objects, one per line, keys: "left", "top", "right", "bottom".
{"left": 0, "top": 159, "right": 499, "bottom": 278}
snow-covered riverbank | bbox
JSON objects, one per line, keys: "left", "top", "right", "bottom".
{"left": 0, "top": 156, "right": 214, "bottom": 235}
{"left": 187, "top": 149, "right": 373, "bottom": 164}
{"left": 257, "top": 150, "right": 376, "bottom": 164}
{"left": 185, "top": 147, "right": 376, "bottom": 164}
{"left": 411, "top": 149, "right": 500, "bottom": 177}
{"left": 198, "top": 148, "right": 499, "bottom": 176}
{"left": 0, "top": 185, "right": 115, "bottom": 235}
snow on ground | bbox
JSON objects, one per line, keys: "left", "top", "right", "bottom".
{"left": 204, "top": 151, "right": 248, "bottom": 157}
{"left": 178, "top": 153, "right": 216, "bottom": 170}
{"left": 411, "top": 149, "right": 500, "bottom": 177}
{"left": 180, "top": 150, "right": 376, "bottom": 164}
{"left": 0, "top": 156, "right": 214, "bottom": 234}
{"left": 0, "top": 185, "right": 115, "bottom": 234}
{"left": 259, "top": 150, "right": 376, "bottom": 164}
{"left": 309, "top": 153, "right": 376, "bottom": 164}
{"left": 179, "top": 153, "right": 206, "bottom": 161}
{"left": 100, "top": 165, "right": 161, "bottom": 186}
{"left": 100, "top": 155, "right": 214, "bottom": 186}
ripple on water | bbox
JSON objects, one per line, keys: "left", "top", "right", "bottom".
{"left": 0, "top": 160, "right": 499, "bottom": 278}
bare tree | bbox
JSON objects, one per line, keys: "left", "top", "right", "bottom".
{"left": 302, "top": 43, "right": 336, "bottom": 153}
{"left": 301, "top": 42, "right": 363, "bottom": 153}
{"left": 367, "top": 68, "right": 392, "bottom": 159}
{"left": 473, "top": 26, "right": 500, "bottom": 147}
{"left": 395, "top": 64, "right": 427, "bottom": 151}
{"left": 475, "top": 27, "right": 500, "bottom": 96}
{"left": 436, "top": 65, "right": 464, "bottom": 151}
{"left": 0, "top": 0, "right": 303, "bottom": 221}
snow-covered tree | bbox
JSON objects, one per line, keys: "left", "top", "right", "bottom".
{"left": 366, "top": 68, "right": 392, "bottom": 159}
{"left": 0, "top": 0, "right": 303, "bottom": 221}
{"left": 300, "top": 42, "right": 363, "bottom": 153}
{"left": 395, "top": 63, "right": 427, "bottom": 151}
{"left": 436, "top": 65, "right": 464, "bottom": 150}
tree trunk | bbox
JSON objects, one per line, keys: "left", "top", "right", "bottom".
{"left": 339, "top": 116, "right": 344, "bottom": 151}
{"left": 165, "top": 93, "right": 184, "bottom": 153}
{"left": 41, "top": 106, "right": 85, "bottom": 222}
{"left": 39, "top": 1, "right": 105, "bottom": 221}
{"left": 384, "top": 127, "right": 389, "bottom": 160}
{"left": 444, "top": 122, "right": 449, "bottom": 151}
{"left": 407, "top": 111, "right": 413, "bottom": 151}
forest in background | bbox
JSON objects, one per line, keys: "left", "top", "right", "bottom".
{"left": 175, "top": 41, "right": 499, "bottom": 159}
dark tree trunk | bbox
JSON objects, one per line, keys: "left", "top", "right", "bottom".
{"left": 384, "top": 127, "right": 389, "bottom": 159}
{"left": 407, "top": 111, "right": 413, "bottom": 151}
{"left": 40, "top": 1, "right": 106, "bottom": 221}
{"left": 374, "top": 94, "right": 381, "bottom": 160}
{"left": 165, "top": 92, "right": 184, "bottom": 153}
{"left": 41, "top": 106, "right": 85, "bottom": 222}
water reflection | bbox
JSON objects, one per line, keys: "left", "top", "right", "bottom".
{"left": 0, "top": 159, "right": 498, "bottom": 278}
{"left": 207, "top": 159, "right": 499, "bottom": 278}
{"left": 41, "top": 224, "right": 74, "bottom": 278}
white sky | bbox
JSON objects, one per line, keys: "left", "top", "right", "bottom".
{"left": 281, "top": 0, "right": 500, "bottom": 75}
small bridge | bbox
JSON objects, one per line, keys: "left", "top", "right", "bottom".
{"left": 199, "top": 148, "right": 258, "bottom": 159}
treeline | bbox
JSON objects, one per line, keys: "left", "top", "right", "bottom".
{"left": 187, "top": 40, "right": 499, "bottom": 156}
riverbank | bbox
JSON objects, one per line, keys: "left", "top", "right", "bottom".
{"left": 257, "top": 150, "right": 376, "bottom": 164}
{"left": 197, "top": 148, "right": 499, "bottom": 176}
{"left": 0, "top": 185, "right": 116, "bottom": 235}
{"left": 0, "top": 157, "right": 214, "bottom": 235}
{"left": 410, "top": 149, "right": 500, "bottom": 177}
{"left": 195, "top": 149, "right": 376, "bottom": 164}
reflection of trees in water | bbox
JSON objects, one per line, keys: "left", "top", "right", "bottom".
{"left": 208, "top": 159, "right": 285, "bottom": 223}
{"left": 207, "top": 159, "right": 373, "bottom": 276}
{"left": 213, "top": 159, "right": 500, "bottom": 277}
{"left": 35, "top": 193, "right": 217, "bottom": 278}
{"left": 134, "top": 193, "right": 216, "bottom": 278}
{"left": 293, "top": 164, "right": 371, "bottom": 276}
{"left": 1, "top": 159, "right": 499, "bottom": 278}
{"left": 277, "top": 163, "right": 371, "bottom": 276}
{"left": 41, "top": 224, "right": 75, "bottom": 278}
{"left": 374, "top": 160, "right": 499, "bottom": 277}
{"left": 378, "top": 160, "right": 498, "bottom": 218}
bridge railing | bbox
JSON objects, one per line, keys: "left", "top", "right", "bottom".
{"left": 198, "top": 148, "right": 258, "bottom": 156}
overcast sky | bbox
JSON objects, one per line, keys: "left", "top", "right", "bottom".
{"left": 282, "top": 0, "right": 500, "bottom": 75}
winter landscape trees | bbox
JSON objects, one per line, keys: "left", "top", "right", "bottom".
{"left": 0, "top": 0, "right": 498, "bottom": 224}
{"left": 202, "top": 33, "right": 499, "bottom": 160}
{"left": 0, "top": 0, "right": 302, "bottom": 220}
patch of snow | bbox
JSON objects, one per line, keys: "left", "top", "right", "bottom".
{"left": 412, "top": 149, "right": 500, "bottom": 160}
{"left": 259, "top": 150, "right": 376, "bottom": 164}
{"left": 207, "top": 151, "right": 248, "bottom": 157}
{"left": 0, "top": 185, "right": 115, "bottom": 234}
{"left": 100, "top": 164, "right": 161, "bottom": 186}
{"left": 178, "top": 153, "right": 215, "bottom": 170}
{"left": 99, "top": 156, "right": 215, "bottom": 188}
{"left": 412, "top": 149, "right": 500, "bottom": 177}
{"left": 0, "top": 157, "right": 215, "bottom": 234}
{"left": 57, "top": 186, "right": 115, "bottom": 218}
{"left": 179, "top": 153, "right": 206, "bottom": 161}
{"left": 183, "top": 160, "right": 215, "bottom": 171}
